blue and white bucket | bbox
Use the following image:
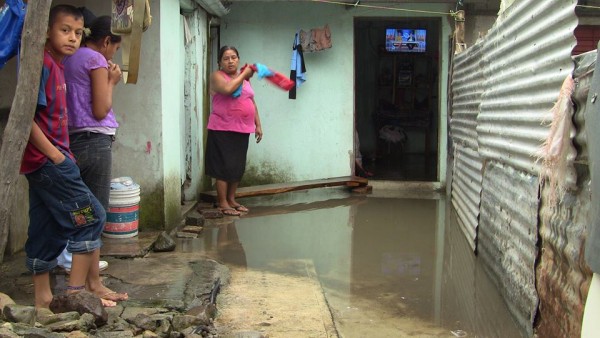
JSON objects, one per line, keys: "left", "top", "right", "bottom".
{"left": 103, "top": 177, "right": 140, "bottom": 238}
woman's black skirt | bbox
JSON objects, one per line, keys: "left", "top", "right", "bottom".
{"left": 205, "top": 130, "right": 250, "bottom": 182}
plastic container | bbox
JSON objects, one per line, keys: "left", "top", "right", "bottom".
{"left": 103, "top": 177, "right": 140, "bottom": 238}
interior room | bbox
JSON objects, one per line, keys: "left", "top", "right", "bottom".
{"left": 354, "top": 18, "right": 441, "bottom": 182}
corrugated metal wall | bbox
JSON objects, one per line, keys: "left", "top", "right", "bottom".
{"left": 478, "top": 161, "right": 540, "bottom": 337}
{"left": 477, "top": 0, "right": 578, "bottom": 177}
{"left": 534, "top": 51, "right": 595, "bottom": 338}
{"left": 448, "top": 0, "right": 583, "bottom": 336}
{"left": 451, "top": 145, "right": 482, "bottom": 251}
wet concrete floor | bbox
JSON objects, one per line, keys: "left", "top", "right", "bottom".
{"left": 198, "top": 187, "right": 526, "bottom": 337}
{"left": 0, "top": 187, "right": 526, "bottom": 338}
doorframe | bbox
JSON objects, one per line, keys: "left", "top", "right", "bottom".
{"left": 353, "top": 16, "right": 447, "bottom": 188}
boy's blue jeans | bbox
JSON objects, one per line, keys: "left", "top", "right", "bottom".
{"left": 25, "top": 155, "right": 105, "bottom": 274}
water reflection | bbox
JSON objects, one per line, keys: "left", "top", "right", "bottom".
{"left": 196, "top": 188, "right": 524, "bottom": 338}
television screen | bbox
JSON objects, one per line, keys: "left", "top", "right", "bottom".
{"left": 385, "top": 29, "right": 427, "bottom": 53}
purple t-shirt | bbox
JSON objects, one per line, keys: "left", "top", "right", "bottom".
{"left": 64, "top": 47, "right": 118, "bottom": 133}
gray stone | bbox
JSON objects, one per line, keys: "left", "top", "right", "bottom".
{"left": 131, "top": 313, "right": 157, "bottom": 331}
{"left": 148, "top": 313, "right": 175, "bottom": 322}
{"left": 142, "top": 330, "right": 159, "bottom": 338}
{"left": 121, "top": 307, "right": 165, "bottom": 323}
{"left": 2, "top": 304, "right": 36, "bottom": 325}
{"left": 100, "top": 316, "right": 131, "bottom": 332}
{"left": 36, "top": 309, "right": 80, "bottom": 326}
{"left": 154, "top": 318, "right": 172, "bottom": 338}
{"left": 49, "top": 291, "right": 108, "bottom": 327}
{"left": 175, "top": 232, "right": 197, "bottom": 239}
{"left": 0, "top": 326, "right": 20, "bottom": 338}
{"left": 185, "top": 214, "right": 205, "bottom": 227}
{"left": 169, "top": 332, "right": 183, "bottom": 338}
{"left": 171, "top": 314, "right": 206, "bottom": 332}
{"left": 181, "top": 226, "right": 203, "bottom": 234}
{"left": 180, "top": 326, "right": 203, "bottom": 338}
{"left": 0, "top": 293, "right": 16, "bottom": 316}
{"left": 9, "top": 322, "right": 63, "bottom": 337}
{"left": 185, "top": 304, "right": 216, "bottom": 324}
{"left": 198, "top": 209, "right": 222, "bottom": 219}
{"left": 95, "top": 331, "right": 135, "bottom": 338}
{"left": 152, "top": 232, "right": 176, "bottom": 252}
{"left": 45, "top": 319, "right": 83, "bottom": 332}
{"left": 104, "top": 304, "right": 125, "bottom": 319}
{"left": 62, "top": 330, "right": 89, "bottom": 338}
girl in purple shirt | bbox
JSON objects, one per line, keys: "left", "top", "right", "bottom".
{"left": 61, "top": 15, "right": 128, "bottom": 306}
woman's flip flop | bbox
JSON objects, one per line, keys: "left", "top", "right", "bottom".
{"left": 233, "top": 205, "right": 249, "bottom": 213}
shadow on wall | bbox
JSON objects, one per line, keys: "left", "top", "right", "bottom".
{"left": 0, "top": 108, "right": 8, "bottom": 146}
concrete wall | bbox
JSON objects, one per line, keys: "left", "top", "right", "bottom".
{"left": 219, "top": 2, "right": 451, "bottom": 185}
{"left": 182, "top": 9, "right": 210, "bottom": 200}
{"left": 1, "top": 0, "right": 188, "bottom": 256}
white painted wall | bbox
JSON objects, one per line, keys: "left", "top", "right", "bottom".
{"left": 219, "top": 1, "right": 451, "bottom": 184}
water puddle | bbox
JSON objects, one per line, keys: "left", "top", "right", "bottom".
{"left": 192, "top": 188, "right": 525, "bottom": 337}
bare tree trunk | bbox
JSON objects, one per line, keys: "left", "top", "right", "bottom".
{"left": 0, "top": 0, "right": 52, "bottom": 263}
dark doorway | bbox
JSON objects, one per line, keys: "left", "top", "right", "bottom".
{"left": 354, "top": 18, "right": 440, "bottom": 182}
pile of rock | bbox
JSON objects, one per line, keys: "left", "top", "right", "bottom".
{"left": 1, "top": 291, "right": 218, "bottom": 337}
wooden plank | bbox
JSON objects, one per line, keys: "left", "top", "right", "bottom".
{"left": 199, "top": 176, "right": 368, "bottom": 202}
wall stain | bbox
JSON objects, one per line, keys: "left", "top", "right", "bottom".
{"left": 241, "top": 160, "right": 294, "bottom": 186}
{"left": 164, "top": 174, "right": 182, "bottom": 231}
{"left": 139, "top": 186, "right": 165, "bottom": 230}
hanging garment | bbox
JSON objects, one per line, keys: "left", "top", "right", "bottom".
{"left": 233, "top": 63, "right": 294, "bottom": 97}
{"left": 299, "top": 24, "right": 332, "bottom": 53}
{"left": 0, "top": 0, "right": 27, "bottom": 70}
{"left": 289, "top": 31, "right": 306, "bottom": 100}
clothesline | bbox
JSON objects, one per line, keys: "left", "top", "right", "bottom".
{"left": 309, "top": 0, "right": 458, "bottom": 17}
{"left": 577, "top": 4, "right": 600, "bottom": 10}
{"left": 311, "top": 0, "right": 600, "bottom": 14}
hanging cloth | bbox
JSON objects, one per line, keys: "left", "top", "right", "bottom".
{"left": 111, "top": 0, "right": 152, "bottom": 84}
{"left": 299, "top": 24, "right": 332, "bottom": 53}
{"left": 289, "top": 31, "right": 306, "bottom": 100}
{"left": 0, "top": 0, "right": 27, "bottom": 70}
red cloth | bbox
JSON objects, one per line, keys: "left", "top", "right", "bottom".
{"left": 245, "top": 64, "right": 295, "bottom": 91}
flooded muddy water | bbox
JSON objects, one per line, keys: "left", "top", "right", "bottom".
{"left": 191, "top": 188, "right": 526, "bottom": 338}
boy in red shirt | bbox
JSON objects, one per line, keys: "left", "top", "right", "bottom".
{"left": 20, "top": 5, "right": 106, "bottom": 309}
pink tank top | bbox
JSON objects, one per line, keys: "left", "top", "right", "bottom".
{"left": 207, "top": 72, "right": 256, "bottom": 133}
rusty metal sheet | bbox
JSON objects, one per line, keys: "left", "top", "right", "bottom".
{"left": 536, "top": 187, "right": 592, "bottom": 338}
{"left": 451, "top": 144, "right": 483, "bottom": 251}
{"left": 478, "top": 161, "right": 539, "bottom": 337}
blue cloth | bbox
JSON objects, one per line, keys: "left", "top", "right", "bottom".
{"left": 290, "top": 32, "right": 306, "bottom": 88}
{"left": 25, "top": 156, "right": 105, "bottom": 274}
{"left": 0, "top": 0, "right": 26, "bottom": 69}
{"left": 255, "top": 63, "right": 273, "bottom": 79}
{"left": 232, "top": 82, "right": 243, "bottom": 98}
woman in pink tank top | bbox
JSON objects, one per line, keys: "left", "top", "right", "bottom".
{"left": 205, "top": 46, "right": 262, "bottom": 216}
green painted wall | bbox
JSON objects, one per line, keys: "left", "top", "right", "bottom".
{"left": 219, "top": 1, "right": 450, "bottom": 184}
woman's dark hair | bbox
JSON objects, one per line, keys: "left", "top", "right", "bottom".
{"left": 86, "top": 16, "right": 122, "bottom": 44}
{"left": 218, "top": 46, "right": 239, "bottom": 63}
{"left": 49, "top": 5, "right": 83, "bottom": 28}
{"left": 77, "top": 7, "right": 97, "bottom": 28}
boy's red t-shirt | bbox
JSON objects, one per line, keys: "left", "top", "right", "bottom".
{"left": 20, "top": 50, "right": 75, "bottom": 174}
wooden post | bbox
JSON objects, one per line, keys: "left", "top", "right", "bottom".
{"left": 454, "top": 10, "right": 466, "bottom": 54}
{"left": 0, "top": 0, "right": 52, "bottom": 263}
